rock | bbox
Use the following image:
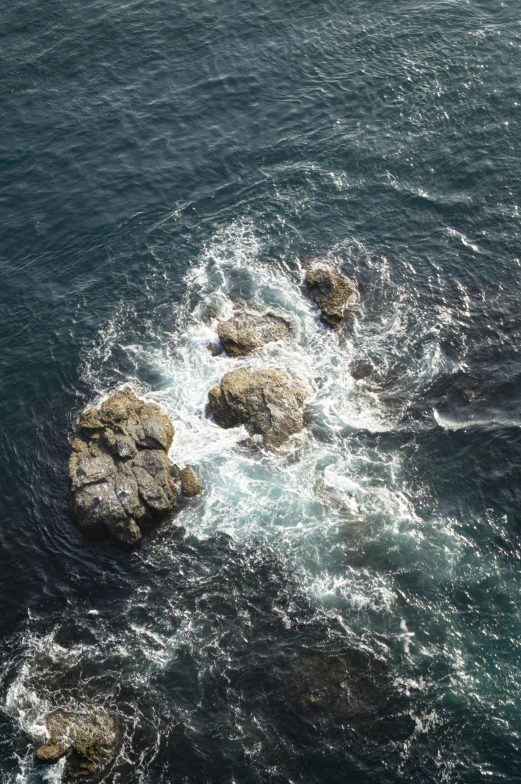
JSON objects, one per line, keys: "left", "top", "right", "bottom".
{"left": 35, "top": 739, "right": 69, "bottom": 764}
{"left": 264, "top": 646, "right": 413, "bottom": 753}
{"left": 171, "top": 464, "right": 202, "bottom": 497}
{"left": 216, "top": 312, "right": 290, "bottom": 356}
{"left": 208, "top": 367, "right": 307, "bottom": 447}
{"left": 273, "top": 647, "right": 393, "bottom": 721}
{"left": 68, "top": 388, "right": 180, "bottom": 547}
{"left": 303, "top": 264, "right": 355, "bottom": 328}
{"left": 315, "top": 478, "right": 361, "bottom": 516}
{"left": 350, "top": 359, "right": 373, "bottom": 380}
{"left": 35, "top": 710, "right": 120, "bottom": 781}
{"left": 179, "top": 466, "right": 202, "bottom": 497}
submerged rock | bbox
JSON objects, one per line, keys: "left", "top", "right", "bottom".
{"left": 216, "top": 312, "right": 290, "bottom": 356}
{"left": 35, "top": 710, "right": 120, "bottom": 781}
{"left": 68, "top": 388, "right": 185, "bottom": 547}
{"left": 272, "top": 647, "right": 394, "bottom": 723}
{"left": 302, "top": 261, "right": 355, "bottom": 328}
{"left": 315, "top": 479, "right": 361, "bottom": 516}
{"left": 208, "top": 367, "right": 307, "bottom": 447}
{"left": 350, "top": 359, "right": 373, "bottom": 380}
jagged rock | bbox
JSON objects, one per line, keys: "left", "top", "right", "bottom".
{"left": 216, "top": 312, "right": 290, "bottom": 356}
{"left": 208, "top": 367, "right": 307, "bottom": 447}
{"left": 302, "top": 261, "right": 355, "bottom": 328}
{"left": 179, "top": 466, "right": 202, "bottom": 497}
{"left": 171, "top": 464, "right": 202, "bottom": 497}
{"left": 68, "top": 388, "right": 181, "bottom": 547}
{"left": 35, "top": 710, "right": 120, "bottom": 781}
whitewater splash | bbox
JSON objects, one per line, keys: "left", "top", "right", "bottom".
{"left": 75, "top": 218, "right": 463, "bottom": 611}
{"left": 7, "top": 219, "right": 471, "bottom": 781}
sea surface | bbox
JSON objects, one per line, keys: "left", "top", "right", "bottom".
{"left": 2, "top": 0, "right": 521, "bottom": 781}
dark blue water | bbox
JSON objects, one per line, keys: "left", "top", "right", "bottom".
{"left": 2, "top": 0, "right": 521, "bottom": 781}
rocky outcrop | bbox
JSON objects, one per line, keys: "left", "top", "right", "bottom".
{"left": 208, "top": 367, "right": 307, "bottom": 447}
{"left": 68, "top": 389, "right": 189, "bottom": 547}
{"left": 35, "top": 710, "right": 120, "bottom": 781}
{"left": 216, "top": 312, "right": 290, "bottom": 356}
{"left": 302, "top": 261, "right": 355, "bottom": 328}
{"left": 172, "top": 465, "right": 203, "bottom": 497}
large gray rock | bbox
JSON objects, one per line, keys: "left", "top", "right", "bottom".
{"left": 35, "top": 710, "right": 120, "bottom": 781}
{"left": 216, "top": 312, "right": 290, "bottom": 356}
{"left": 208, "top": 367, "right": 307, "bottom": 447}
{"left": 68, "top": 388, "right": 182, "bottom": 547}
{"left": 301, "top": 259, "right": 355, "bottom": 328}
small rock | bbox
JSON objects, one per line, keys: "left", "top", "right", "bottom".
{"left": 303, "top": 263, "right": 355, "bottom": 328}
{"left": 208, "top": 367, "right": 307, "bottom": 447}
{"left": 35, "top": 740, "right": 69, "bottom": 764}
{"left": 350, "top": 359, "right": 373, "bottom": 380}
{"left": 216, "top": 312, "right": 290, "bottom": 356}
{"left": 272, "top": 648, "right": 393, "bottom": 720}
{"left": 179, "top": 465, "right": 202, "bottom": 497}
{"left": 316, "top": 467, "right": 364, "bottom": 515}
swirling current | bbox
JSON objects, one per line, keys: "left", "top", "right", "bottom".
{"left": 2, "top": 0, "right": 521, "bottom": 781}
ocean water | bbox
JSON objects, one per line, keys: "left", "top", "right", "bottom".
{"left": 2, "top": 0, "right": 521, "bottom": 781}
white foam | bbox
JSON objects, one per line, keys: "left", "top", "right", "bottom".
{"left": 8, "top": 218, "right": 479, "bottom": 781}
{"left": 434, "top": 408, "right": 521, "bottom": 431}
{"left": 446, "top": 227, "right": 480, "bottom": 253}
{"left": 323, "top": 464, "right": 366, "bottom": 501}
{"left": 76, "top": 218, "right": 449, "bottom": 617}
